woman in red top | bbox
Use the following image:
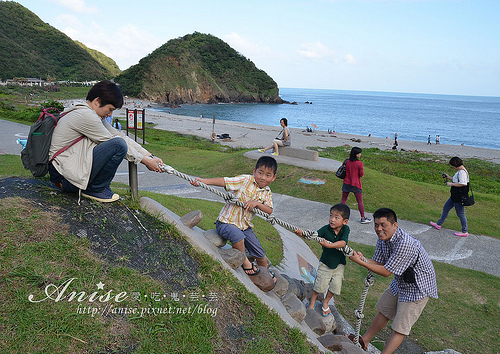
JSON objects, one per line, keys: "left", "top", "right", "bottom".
{"left": 341, "top": 147, "right": 372, "bottom": 224}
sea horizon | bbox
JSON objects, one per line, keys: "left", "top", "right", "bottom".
{"left": 153, "top": 87, "right": 500, "bottom": 150}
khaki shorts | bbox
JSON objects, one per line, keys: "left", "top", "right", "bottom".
{"left": 273, "top": 139, "right": 284, "bottom": 146}
{"left": 375, "top": 288, "right": 429, "bottom": 336}
{"left": 313, "top": 262, "right": 345, "bottom": 295}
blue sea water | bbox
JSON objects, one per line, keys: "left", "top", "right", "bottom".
{"left": 154, "top": 88, "right": 500, "bottom": 150}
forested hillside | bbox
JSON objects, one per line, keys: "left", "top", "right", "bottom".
{"left": 116, "top": 32, "right": 283, "bottom": 104}
{"left": 0, "top": 1, "right": 113, "bottom": 80}
{"left": 76, "top": 41, "right": 121, "bottom": 77}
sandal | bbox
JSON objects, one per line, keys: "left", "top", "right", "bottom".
{"left": 321, "top": 306, "right": 332, "bottom": 317}
{"left": 269, "top": 270, "right": 277, "bottom": 284}
{"left": 242, "top": 264, "right": 260, "bottom": 276}
{"left": 346, "top": 334, "right": 367, "bottom": 351}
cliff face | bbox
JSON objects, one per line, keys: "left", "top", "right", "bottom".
{"left": 116, "top": 32, "right": 284, "bottom": 105}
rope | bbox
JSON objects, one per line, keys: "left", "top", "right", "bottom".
{"left": 158, "top": 163, "right": 374, "bottom": 348}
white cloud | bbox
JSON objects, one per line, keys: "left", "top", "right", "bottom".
{"left": 344, "top": 53, "right": 357, "bottom": 65}
{"left": 297, "top": 42, "right": 338, "bottom": 62}
{"left": 49, "top": 0, "right": 97, "bottom": 14}
{"left": 222, "top": 32, "right": 279, "bottom": 59}
{"left": 56, "top": 14, "right": 162, "bottom": 70}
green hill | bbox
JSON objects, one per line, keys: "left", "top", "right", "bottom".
{"left": 0, "top": 1, "right": 113, "bottom": 81}
{"left": 116, "top": 32, "right": 284, "bottom": 105}
{"left": 76, "top": 41, "right": 122, "bottom": 77}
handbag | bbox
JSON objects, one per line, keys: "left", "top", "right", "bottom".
{"left": 335, "top": 159, "right": 348, "bottom": 179}
{"left": 461, "top": 184, "right": 475, "bottom": 206}
{"left": 460, "top": 171, "right": 475, "bottom": 206}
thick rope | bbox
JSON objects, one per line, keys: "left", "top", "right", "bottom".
{"left": 159, "top": 163, "right": 374, "bottom": 348}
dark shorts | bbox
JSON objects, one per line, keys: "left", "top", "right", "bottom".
{"left": 342, "top": 183, "right": 362, "bottom": 194}
{"left": 215, "top": 220, "right": 266, "bottom": 259}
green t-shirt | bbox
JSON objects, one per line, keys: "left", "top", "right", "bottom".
{"left": 318, "top": 224, "right": 350, "bottom": 269}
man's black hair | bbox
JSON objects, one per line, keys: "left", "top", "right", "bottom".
{"left": 86, "top": 80, "right": 124, "bottom": 109}
{"left": 373, "top": 207, "right": 398, "bottom": 224}
{"left": 331, "top": 203, "right": 350, "bottom": 220}
{"left": 255, "top": 156, "right": 277, "bottom": 174}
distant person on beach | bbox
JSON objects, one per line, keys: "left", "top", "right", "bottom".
{"left": 294, "top": 203, "right": 350, "bottom": 317}
{"left": 392, "top": 132, "right": 398, "bottom": 150}
{"left": 347, "top": 207, "right": 438, "bottom": 352}
{"left": 259, "top": 118, "right": 290, "bottom": 156}
{"left": 436, "top": 135, "right": 440, "bottom": 144}
{"left": 341, "top": 147, "right": 372, "bottom": 224}
{"left": 190, "top": 156, "right": 277, "bottom": 280}
{"left": 430, "top": 156, "right": 469, "bottom": 237}
{"left": 427, "top": 134, "right": 431, "bottom": 145}
{"left": 48, "top": 80, "right": 164, "bottom": 202}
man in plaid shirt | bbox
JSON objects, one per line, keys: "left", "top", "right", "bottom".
{"left": 191, "top": 156, "right": 277, "bottom": 277}
{"left": 349, "top": 208, "right": 438, "bottom": 353}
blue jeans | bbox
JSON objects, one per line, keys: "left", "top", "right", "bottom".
{"left": 51, "top": 138, "right": 127, "bottom": 193}
{"left": 86, "top": 138, "right": 127, "bottom": 192}
{"left": 437, "top": 197, "right": 468, "bottom": 233}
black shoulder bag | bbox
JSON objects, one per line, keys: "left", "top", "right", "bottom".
{"left": 461, "top": 170, "right": 475, "bottom": 206}
{"left": 402, "top": 254, "right": 419, "bottom": 283}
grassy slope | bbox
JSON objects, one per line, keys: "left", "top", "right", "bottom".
{"left": 0, "top": 192, "right": 315, "bottom": 353}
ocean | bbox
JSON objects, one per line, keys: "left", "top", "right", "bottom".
{"left": 154, "top": 88, "right": 500, "bottom": 150}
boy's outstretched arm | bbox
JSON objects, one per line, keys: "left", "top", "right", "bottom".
{"left": 190, "top": 177, "right": 226, "bottom": 187}
{"left": 244, "top": 200, "right": 273, "bottom": 215}
{"left": 319, "top": 239, "right": 346, "bottom": 249}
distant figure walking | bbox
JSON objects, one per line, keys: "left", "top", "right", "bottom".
{"left": 427, "top": 134, "right": 431, "bottom": 145}
{"left": 392, "top": 132, "right": 398, "bottom": 150}
{"left": 341, "top": 147, "right": 372, "bottom": 224}
{"left": 259, "top": 118, "right": 291, "bottom": 156}
{"left": 436, "top": 135, "right": 440, "bottom": 144}
{"left": 430, "top": 156, "right": 469, "bottom": 237}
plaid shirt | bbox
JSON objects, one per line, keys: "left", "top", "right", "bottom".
{"left": 217, "top": 175, "right": 273, "bottom": 230}
{"left": 373, "top": 228, "right": 438, "bottom": 302}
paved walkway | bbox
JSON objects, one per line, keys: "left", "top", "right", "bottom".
{"left": 2, "top": 118, "right": 499, "bottom": 278}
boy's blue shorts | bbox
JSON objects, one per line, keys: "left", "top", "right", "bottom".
{"left": 215, "top": 220, "right": 266, "bottom": 259}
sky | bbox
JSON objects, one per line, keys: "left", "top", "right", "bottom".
{"left": 13, "top": 0, "right": 500, "bottom": 97}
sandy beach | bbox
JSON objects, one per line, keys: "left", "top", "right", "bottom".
{"left": 116, "top": 101, "right": 500, "bottom": 164}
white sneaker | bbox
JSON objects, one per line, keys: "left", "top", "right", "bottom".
{"left": 360, "top": 217, "right": 372, "bottom": 224}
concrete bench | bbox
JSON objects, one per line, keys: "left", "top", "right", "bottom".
{"left": 279, "top": 147, "right": 319, "bottom": 161}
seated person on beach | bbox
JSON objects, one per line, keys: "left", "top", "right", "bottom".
{"left": 295, "top": 203, "right": 350, "bottom": 317}
{"left": 113, "top": 118, "right": 122, "bottom": 130}
{"left": 190, "top": 156, "right": 277, "bottom": 277}
{"left": 259, "top": 118, "right": 291, "bottom": 156}
{"left": 49, "top": 80, "right": 164, "bottom": 202}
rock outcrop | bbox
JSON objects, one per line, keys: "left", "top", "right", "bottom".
{"left": 116, "top": 32, "right": 285, "bottom": 105}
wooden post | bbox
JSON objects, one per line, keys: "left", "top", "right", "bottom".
{"left": 129, "top": 161, "right": 138, "bottom": 200}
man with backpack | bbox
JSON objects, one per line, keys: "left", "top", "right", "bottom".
{"left": 48, "top": 80, "right": 164, "bottom": 202}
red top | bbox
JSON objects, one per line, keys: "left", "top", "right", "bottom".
{"left": 343, "top": 159, "right": 364, "bottom": 189}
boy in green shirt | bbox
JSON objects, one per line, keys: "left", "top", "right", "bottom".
{"left": 295, "top": 203, "right": 350, "bottom": 316}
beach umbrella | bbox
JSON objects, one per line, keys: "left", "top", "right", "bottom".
{"left": 311, "top": 123, "right": 318, "bottom": 129}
